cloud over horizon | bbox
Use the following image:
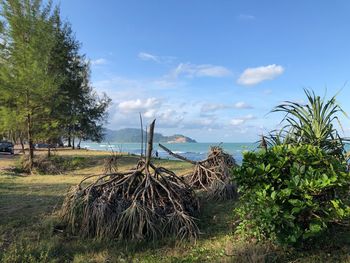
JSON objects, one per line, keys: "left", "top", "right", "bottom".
{"left": 118, "top": 98, "right": 161, "bottom": 112}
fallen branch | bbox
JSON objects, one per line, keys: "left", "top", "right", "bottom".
{"left": 159, "top": 143, "right": 196, "bottom": 164}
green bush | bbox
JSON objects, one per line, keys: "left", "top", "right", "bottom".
{"left": 233, "top": 144, "right": 350, "bottom": 245}
{"left": 20, "top": 155, "right": 88, "bottom": 174}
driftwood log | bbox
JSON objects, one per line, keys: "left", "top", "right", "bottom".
{"left": 159, "top": 144, "right": 237, "bottom": 200}
{"left": 59, "top": 120, "right": 199, "bottom": 241}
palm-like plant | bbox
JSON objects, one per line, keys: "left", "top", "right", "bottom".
{"left": 271, "top": 89, "right": 348, "bottom": 159}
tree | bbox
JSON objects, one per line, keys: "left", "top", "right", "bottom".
{"left": 49, "top": 10, "right": 111, "bottom": 149}
{"left": 0, "top": 0, "right": 111, "bottom": 170}
{"left": 0, "top": 0, "right": 59, "bottom": 170}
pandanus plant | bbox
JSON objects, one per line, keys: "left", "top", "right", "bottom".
{"left": 269, "top": 89, "right": 348, "bottom": 159}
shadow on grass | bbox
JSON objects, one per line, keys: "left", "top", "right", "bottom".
{"left": 1, "top": 185, "right": 238, "bottom": 262}
{"left": 3, "top": 186, "right": 350, "bottom": 262}
{"left": 197, "top": 198, "right": 236, "bottom": 238}
{"left": 33, "top": 198, "right": 237, "bottom": 263}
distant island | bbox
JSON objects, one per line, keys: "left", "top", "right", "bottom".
{"left": 104, "top": 128, "right": 197, "bottom": 143}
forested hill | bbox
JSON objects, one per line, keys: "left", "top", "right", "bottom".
{"left": 104, "top": 128, "right": 197, "bottom": 143}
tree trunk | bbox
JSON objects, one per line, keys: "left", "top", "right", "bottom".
{"left": 20, "top": 136, "right": 25, "bottom": 154}
{"left": 77, "top": 138, "right": 81, "bottom": 149}
{"left": 145, "top": 119, "right": 156, "bottom": 169}
{"left": 47, "top": 146, "right": 51, "bottom": 157}
{"left": 67, "top": 133, "right": 71, "bottom": 148}
{"left": 139, "top": 113, "right": 143, "bottom": 158}
{"left": 27, "top": 113, "right": 34, "bottom": 172}
{"left": 11, "top": 132, "right": 16, "bottom": 145}
{"left": 72, "top": 136, "right": 75, "bottom": 149}
{"left": 58, "top": 138, "right": 64, "bottom": 147}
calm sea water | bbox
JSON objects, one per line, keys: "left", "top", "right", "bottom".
{"left": 80, "top": 142, "right": 258, "bottom": 164}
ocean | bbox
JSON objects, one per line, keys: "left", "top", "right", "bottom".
{"left": 79, "top": 142, "right": 258, "bottom": 164}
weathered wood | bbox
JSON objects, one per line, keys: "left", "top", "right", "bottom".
{"left": 139, "top": 113, "right": 143, "bottom": 158}
{"left": 144, "top": 126, "right": 147, "bottom": 157}
{"left": 158, "top": 143, "right": 197, "bottom": 165}
{"left": 145, "top": 119, "right": 156, "bottom": 168}
{"left": 260, "top": 134, "right": 267, "bottom": 151}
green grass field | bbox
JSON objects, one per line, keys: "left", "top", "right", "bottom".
{"left": 1, "top": 149, "right": 350, "bottom": 262}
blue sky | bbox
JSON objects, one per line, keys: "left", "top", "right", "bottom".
{"left": 56, "top": 0, "right": 350, "bottom": 142}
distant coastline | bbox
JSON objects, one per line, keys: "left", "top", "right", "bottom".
{"left": 104, "top": 128, "right": 197, "bottom": 143}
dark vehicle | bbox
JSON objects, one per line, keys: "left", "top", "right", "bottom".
{"left": 34, "top": 143, "right": 50, "bottom": 149}
{"left": 0, "top": 141, "right": 14, "bottom": 154}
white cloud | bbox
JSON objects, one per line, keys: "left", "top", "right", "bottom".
{"left": 201, "top": 101, "right": 253, "bottom": 113}
{"left": 138, "top": 52, "right": 160, "bottom": 63}
{"left": 230, "top": 114, "right": 255, "bottom": 126}
{"left": 93, "top": 76, "right": 147, "bottom": 104}
{"left": 230, "top": 119, "right": 245, "bottom": 126}
{"left": 234, "top": 101, "right": 253, "bottom": 109}
{"left": 157, "top": 109, "right": 185, "bottom": 127}
{"left": 237, "top": 14, "right": 255, "bottom": 20}
{"left": 114, "top": 98, "right": 186, "bottom": 128}
{"left": 182, "top": 118, "right": 220, "bottom": 130}
{"left": 151, "top": 79, "right": 178, "bottom": 89}
{"left": 91, "top": 58, "right": 107, "bottom": 66}
{"left": 172, "top": 63, "right": 231, "bottom": 78}
{"left": 138, "top": 52, "right": 176, "bottom": 64}
{"left": 201, "top": 103, "right": 227, "bottom": 112}
{"left": 118, "top": 98, "right": 161, "bottom": 112}
{"left": 144, "top": 109, "right": 157, "bottom": 118}
{"left": 237, "top": 64, "right": 284, "bottom": 86}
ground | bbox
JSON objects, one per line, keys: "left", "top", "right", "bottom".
{"left": 1, "top": 149, "right": 350, "bottom": 262}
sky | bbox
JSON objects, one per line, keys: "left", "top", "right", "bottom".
{"left": 56, "top": 0, "right": 350, "bottom": 142}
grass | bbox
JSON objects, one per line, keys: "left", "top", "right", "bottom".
{"left": 1, "top": 149, "right": 350, "bottom": 262}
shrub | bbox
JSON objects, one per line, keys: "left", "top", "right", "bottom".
{"left": 268, "top": 89, "right": 348, "bottom": 160}
{"left": 20, "top": 155, "right": 87, "bottom": 174}
{"left": 233, "top": 144, "right": 350, "bottom": 245}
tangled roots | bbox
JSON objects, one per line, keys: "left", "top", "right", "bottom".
{"left": 60, "top": 164, "right": 199, "bottom": 241}
{"left": 185, "top": 146, "right": 237, "bottom": 200}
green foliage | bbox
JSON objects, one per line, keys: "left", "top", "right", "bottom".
{"left": 0, "top": 0, "right": 111, "bottom": 162}
{"left": 233, "top": 144, "right": 350, "bottom": 245}
{"left": 268, "top": 89, "right": 347, "bottom": 159}
{"left": 1, "top": 241, "right": 52, "bottom": 263}
{"left": 19, "top": 155, "right": 88, "bottom": 174}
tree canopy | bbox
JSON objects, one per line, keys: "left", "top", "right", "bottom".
{"left": 0, "top": 0, "right": 111, "bottom": 170}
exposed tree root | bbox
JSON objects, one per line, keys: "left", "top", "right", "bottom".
{"left": 103, "top": 150, "right": 118, "bottom": 174}
{"left": 159, "top": 144, "right": 237, "bottom": 200}
{"left": 60, "top": 120, "right": 199, "bottom": 241}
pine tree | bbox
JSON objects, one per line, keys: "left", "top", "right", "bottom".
{"left": 0, "top": 0, "right": 59, "bottom": 170}
{"left": 49, "top": 11, "right": 111, "bottom": 149}
{"left": 0, "top": 0, "right": 111, "bottom": 170}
